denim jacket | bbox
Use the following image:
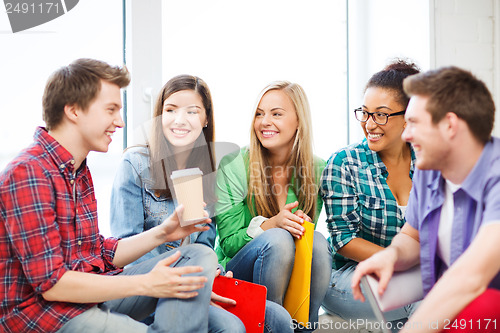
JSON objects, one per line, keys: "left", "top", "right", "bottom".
{"left": 110, "top": 146, "right": 216, "bottom": 265}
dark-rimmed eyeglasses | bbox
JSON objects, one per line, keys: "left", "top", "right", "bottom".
{"left": 354, "top": 108, "right": 406, "bottom": 125}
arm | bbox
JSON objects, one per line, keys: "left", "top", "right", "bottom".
{"left": 351, "top": 223, "right": 421, "bottom": 301}
{"left": 43, "top": 251, "right": 207, "bottom": 303}
{"left": 110, "top": 151, "right": 210, "bottom": 267}
{"left": 113, "top": 205, "right": 210, "bottom": 268}
{"left": 262, "top": 156, "right": 327, "bottom": 236}
{"left": 339, "top": 238, "right": 385, "bottom": 262}
{"left": 215, "top": 152, "right": 255, "bottom": 258}
{"left": 321, "top": 154, "right": 383, "bottom": 261}
{"left": 260, "top": 201, "right": 306, "bottom": 239}
{"left": 110, "top": 152, "right": 158, "bottom": 263}
{"left": 401, "top": 223, "right": 500, "bottom": 333}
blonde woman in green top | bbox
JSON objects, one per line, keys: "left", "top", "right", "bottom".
{"left": 215, "top": 81, "right": 331, "bottom": 331}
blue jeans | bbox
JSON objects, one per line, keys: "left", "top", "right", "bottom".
{"left": 56, "top": 244, "right": 244, "bottom": 333}
{"left": 226, "top": 228, "right": 331, "bottom": 331}
{"left": 322, "top": 261, "right": 419, "bottom": 323}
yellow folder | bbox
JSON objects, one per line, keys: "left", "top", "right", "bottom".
{"left": 283, "top": 220, "right": 315, "bottom": 326}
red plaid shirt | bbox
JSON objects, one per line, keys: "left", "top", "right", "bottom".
{"left": 0, "top": 127, "right": 122, "bottom": 333}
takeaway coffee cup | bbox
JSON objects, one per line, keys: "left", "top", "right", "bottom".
{"left": 170, "top": 168, "right": 205, "bottom": 226}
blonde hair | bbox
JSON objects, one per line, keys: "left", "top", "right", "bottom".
{"left": 247, "top": 81, "right": 317, "bottom": 220}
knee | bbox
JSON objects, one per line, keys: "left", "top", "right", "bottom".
{"left": 264, "top": 300, "right": 292, "bottom": 331}
{"left": 223, "top": 314, "right": 246, "bottom": 333}
{"left": 181, "top": 243, "right": 217, "bottom": 277}
{"left": 209, "top": 306, "right": 246, "bottom": 333}
{"left": 312, "top": 232, "right": 332, "bottom": 268}
{"left": 260, "top": 228, "right": 295, "bottom": 257}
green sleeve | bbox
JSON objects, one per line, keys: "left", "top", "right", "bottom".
{"left": 215, "top": 150, "right": 253, "bottom": 264}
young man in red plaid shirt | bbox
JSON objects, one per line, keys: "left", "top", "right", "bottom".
{"left": 0, "top": 59, "right": 218, "bottom": 333}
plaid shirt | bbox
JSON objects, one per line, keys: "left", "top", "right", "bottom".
{"left": 320, "top": 139, "right": 416, "bottom": 269}
{"left": 0, "top": 127, "right": 121, "bottom": 333}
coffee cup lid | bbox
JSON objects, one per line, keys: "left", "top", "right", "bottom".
{"left": 170, "top": 167, "right": 203, "bottom": 180}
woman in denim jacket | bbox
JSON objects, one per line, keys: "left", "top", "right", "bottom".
{"left": 110, "top": 75, "right": 217, "bottom": 264}
{"left": 110, "top": 75, "right": 292, "bottom": 333}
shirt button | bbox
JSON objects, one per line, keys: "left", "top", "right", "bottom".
{"left": 76, "top": 209, "right": 79, "bottom": 214}
{"left": 77, "top": 240, "right": 82, "bottom": 246}
{"left": 60, "top": 164, "right": 65, "bottom": 169}
{"left": 70, "top": 179, "right": 74, "bottom": 184}
{"left": 70, "top": 160, "right": 75, "bottom": 165}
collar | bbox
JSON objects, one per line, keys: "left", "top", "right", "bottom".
{"left": 34, "top": 127, "right": 79, "bottom": 175}
{"left": 361, "top": 139, "right": 416, "bottom": 178}
{"left": 460, "top": 138, "right": 496, "bottom": 202}
{"left": 426, "top": 138, "right": 496, "bottom": 202}
{"left": 362, "top": 139, "right": 386, "bottom": 178}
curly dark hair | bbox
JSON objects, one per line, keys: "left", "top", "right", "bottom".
{"left": 365, "top": 59, "right": 421, "bottom": 108}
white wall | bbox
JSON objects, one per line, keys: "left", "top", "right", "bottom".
{"left": 431, "top": 0, "right": 499, "bottom": 136}
{"left": 347, "top": 0, "right": 499, "bottom": 138}
{"left": 347, "top": 0, "right": 431, "bottom": 143}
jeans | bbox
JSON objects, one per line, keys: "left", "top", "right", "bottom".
{"left": 56, "top": 244, "right": 243, "bottom": 333}
{"left": 322, "top": 261, "right": 419, "bottom": 323}
{"left": 226, "top": 228, "right": 331, "bottom": 331}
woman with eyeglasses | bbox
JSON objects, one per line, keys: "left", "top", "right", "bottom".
{"left": 320, "top": 60, "right": 420, "bottom": 322}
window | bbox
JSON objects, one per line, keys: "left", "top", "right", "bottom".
{"left": 125, "top": 0, "right": 349, "bottom": 161}
{"left": 0, "top": 0, "right": 123, "bottom": 236}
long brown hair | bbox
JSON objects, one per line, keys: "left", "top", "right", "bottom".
{"left": 247, "top": 81, "right": 318, "bottom": 220}
{"left": 148, "top": 75, "right": 215, "bottom": 199}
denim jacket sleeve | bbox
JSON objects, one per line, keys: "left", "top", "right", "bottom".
{"left": 109, "top": 148, "right": 170, "bottom": 264}
{"left": 110, "top": 149, "right": 146, "bottom": 240}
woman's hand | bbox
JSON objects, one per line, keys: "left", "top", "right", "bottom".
{"left": 262, "top": 201, "right": 305, "bottom": 239}
{"left": 159, "top": 205, "right": 211, "bottom": 243}
{"left": 211, "top": 269, "right": 237, "bottom": 309}
{"left": 293, "top": 209, "right": 312, "bottom": 222}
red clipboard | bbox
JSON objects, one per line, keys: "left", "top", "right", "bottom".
{"left": 212, "top": 275, "right": 267, "bottom": 333}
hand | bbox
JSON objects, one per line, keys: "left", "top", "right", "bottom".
{"left": 143, "top": 251, "right": 207, "bottom": 299}
{"left": 265, "top": 201, "right": 305, "bottom": 239}
{"left": 211, "top": 269, "right": 236, "bottom": 309}
{"left": 351, "top": 248, "right": 398, "bottom": 302}
{"left": 160, "top": 205, "right": 211, "bottom": 243}
{"left": 294, "top": 209, "right": 312, "bottom": 222}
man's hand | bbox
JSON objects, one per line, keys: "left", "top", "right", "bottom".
{"left": 351, "top": 247, "right": 398, "bottom": 302}
{"left": 142, "top": 251, "right": 207, "bottom": 299}
{"left": 160, "top": 205, "right": 211, "bottom": 243}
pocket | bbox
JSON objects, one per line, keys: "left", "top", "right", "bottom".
{"left": 143, "top": 186, "right": 173, "bottom": 218}
{"left": 358, "top": 194, "right": 386, "bottom": 234}
{"left": 358, "top": 194, "right": 385, "bottom": 210}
